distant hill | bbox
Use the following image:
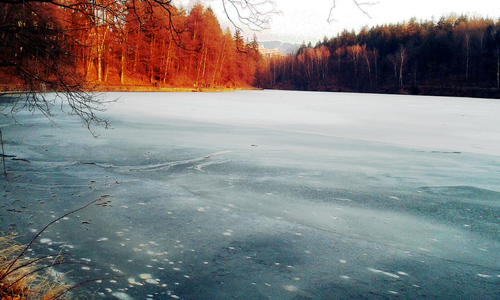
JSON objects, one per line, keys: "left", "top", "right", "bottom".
{"left": 259, "top": 41, "right": 300, "bottom": 54}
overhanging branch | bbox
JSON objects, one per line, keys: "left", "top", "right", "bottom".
{"left": 222, "top": 0, "right": 279, "bottom": 32}
{"left": 328, "top": 0, "right": 377, "bottom": 23}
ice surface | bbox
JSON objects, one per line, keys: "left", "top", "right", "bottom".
{"left": 106, "top": 91, "right": 500, "bottom": 155}
{"left": 1, "top": 90, "right": 500, "bottom": 299}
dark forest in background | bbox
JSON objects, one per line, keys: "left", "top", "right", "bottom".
{"left": 256, "top": 15, "right": 500, "bottom": 98}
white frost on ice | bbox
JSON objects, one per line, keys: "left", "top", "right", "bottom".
{"left": 146, "top": 278, "right": 160, "bottom": 285}
{"left": 112, "top": 292, "right": 134, "bottom": 300}
{"left": 367, "top": 268, "right": 400, "bottom": 279}
{"left": 127, "top": 278, "right": 143, "bottom": 286}
{"left": 283, "top": 285, "right": 299, "bottom": 292}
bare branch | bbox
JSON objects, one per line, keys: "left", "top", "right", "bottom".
{"left": 328, "top": 0, "right": 377, "bottom": 23}
{"left": 0, "top": 129, "right": 6, "bottom": 179}
{"left": 3, "top": 198, "right": 102, "bottom": 276}
{"left": 222, "top": 0, "right": 279, "bottom": 32}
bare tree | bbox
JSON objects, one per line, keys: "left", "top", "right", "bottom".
{"left": 361, "top": 44, "right": 372, "bottom": 87}
{"left": 347, "top": 44, "right": 362, "bottom": 87}
{"left": 397, "top": 45, "right": 406, "bottom": 87}
{"left": 387, "top": 45, "right": 406, "bottom": 88}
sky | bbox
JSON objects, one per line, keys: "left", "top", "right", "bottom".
{"left": 173, "top": 0, "right": 500, "bottom": 45}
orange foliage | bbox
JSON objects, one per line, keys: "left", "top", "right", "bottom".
{"left": 0, "top": 1, "right": 261, "bottom": 91}
{"left": 85, "top": 3, "right": 260, "bottom": 88}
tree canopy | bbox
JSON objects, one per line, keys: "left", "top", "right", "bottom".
{"left": 0, "top": 0, "right": 261, "bottom": 90}
{"left": 256, "top": 15, "right": 500, "bottom": 98}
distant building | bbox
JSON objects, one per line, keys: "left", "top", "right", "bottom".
{"left": 258, "top": 45, "right": 287, "bottom": 59}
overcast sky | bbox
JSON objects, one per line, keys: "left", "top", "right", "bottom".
{"left": 173, "top": 0, "right": 500, "bottom": 44}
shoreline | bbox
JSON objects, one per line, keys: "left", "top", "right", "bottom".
{"left": 2, "top": 83, "right": 498, "bottom": 99}
{"left": 0, "top": 84, "right": 263, "bottom": 94}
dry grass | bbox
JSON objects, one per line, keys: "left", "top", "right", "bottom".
{"left": 0, "top": 235, "right": 70, "bottom": 300}
{"left": 94, "top": 84, "right": 237, "bottom": 92}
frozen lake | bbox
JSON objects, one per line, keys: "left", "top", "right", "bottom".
{"left": 1, "top": 90, "right": 500, "bottom": 299}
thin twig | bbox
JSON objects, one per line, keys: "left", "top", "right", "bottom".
{"left": 0, "top": 129, "right": 7, "bottom": 179}
{"left": 222, "top": 0, "right": 279, "bottom": 31}
{"left": 3, "top": 198, "right": 101, "bottom": 277}
{"left": 4, "top": 253, "right": 72, "bottom": 281}
{"left": 9, "top": 259, "right": 89, "bottom": 287}
{"left": 328, "top": 0, "right": 377, "bottom": 23}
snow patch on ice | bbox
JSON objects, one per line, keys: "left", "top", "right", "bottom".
{"left": 283, "top": 285, "right": 299, "bottom": 292}
{"left": 367, "top": 268, "right": 400, "bottom": 279}
{"left": 128, "top": 278, "right": 143, "bottom": 286}
{"left": 112, "top": 292, "right": 134, "bottom": 300}
{"left": 40, "top": 238, "right": 52, "bottom": 244}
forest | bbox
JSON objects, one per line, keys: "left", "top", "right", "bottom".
{"left": 256, "top": 15, "right": 500, "bottom": 98}
{"left": 0, "top": 0, "right": 260, "bottom": 92}
{"left": 2, "top": 0, "right": 500, "bottom": 98}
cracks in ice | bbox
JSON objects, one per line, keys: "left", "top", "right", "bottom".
{"left": 129, "top": 150, "right": 232, "bottom": 172}
{"left": 70, "top": 150, "right": 233, "bottom": 172}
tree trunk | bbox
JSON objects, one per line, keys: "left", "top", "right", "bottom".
{"left": 103, "top": 56, "right": 109, "bottom": 82}
{"left": 212, "top": 40, "right": 224, "bottom": 86}
{"left": 163, "top": 41, "right": 171, "bottom": 84}
{"left": 120, "top": 50, "right": 125, "bottom": 84}
{"left": 496, "top": 47, "right": 500, "bottom": 89}
{"left": 150, "top": 34, "right": 155, "bottom": 84}
{"left": 465, "top": 33, "right": 470, "bottom": 81}
{"left": 201, "top": 48, "right": 208, "bottom": 82}
{"left": 364, "top": 52, "right": 372, "bottom": 87}
{"left": 97, "top": 52, "right": 102, "bottom": 82}
{"left": 373, "top": 48, "right": 378, "bottom": 86}
{"left": 398, "top": 47, "right": 406, "bottom": 87}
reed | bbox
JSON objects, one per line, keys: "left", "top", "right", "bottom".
{"left": 0, "top": 235, "right": 70, "bottom": 300}
{"left": 0, "top": 198, "right": 107, "bottom": 300}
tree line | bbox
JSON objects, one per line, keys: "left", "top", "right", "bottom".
{"left": 256, "top": 15, "right": 500, "bottom": 97}
{"left": 0, "top": 0, "right": 261, "bottom": 91}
